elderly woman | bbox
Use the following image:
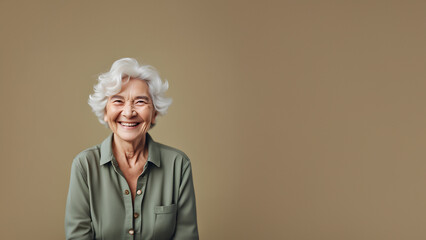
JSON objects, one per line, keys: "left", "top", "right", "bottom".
{"left": 65, "top": 58, "right": 198, "bottom": 240}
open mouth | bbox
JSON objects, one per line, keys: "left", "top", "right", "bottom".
{"left": 119, "top": 122, "right": 140, "bottom": 127}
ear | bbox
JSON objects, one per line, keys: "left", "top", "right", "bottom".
{"left": 151, "top": 110, "right": 158, "bottom": 125}
{"left": 103, "top": 109, "right": 108, "bottom": 123}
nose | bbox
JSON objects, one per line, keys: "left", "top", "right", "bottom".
{"left": 122, "top": 103, "right": 136, "bottom": 118}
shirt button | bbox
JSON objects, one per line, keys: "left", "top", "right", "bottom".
{"left": 136, "top": 190, "right": 142, "bottom": 195}
{"left": 124, "top": 190, "right": 130, "bottom": 195}
{"left": 129, "top": 229, "right": 134, "bottom": 235}
{"left": 134, "top": 213, "right": 139, "bottom": 218}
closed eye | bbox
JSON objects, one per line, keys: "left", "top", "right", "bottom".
{"left": 113, "top": 99, "right": 124, "bottom": 103}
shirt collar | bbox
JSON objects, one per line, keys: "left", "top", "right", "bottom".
{"left": 100, "top": 133, "right": 161, "bottom": 167}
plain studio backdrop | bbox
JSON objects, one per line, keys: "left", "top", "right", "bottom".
{"left": 1, "top": 1, "right": 426, "bottom": 239}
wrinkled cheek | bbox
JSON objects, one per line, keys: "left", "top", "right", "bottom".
{"left": 106, "top": 120, "right": 116, "bottom": 132}
{"left": 140, "top": 122, "right": 151, "bottom": 133}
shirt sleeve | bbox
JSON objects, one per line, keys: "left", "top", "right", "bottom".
{"left": 65, "top": 159, "right": 93, "bottom": 240}
{"left": 173, "top": 160, "right": 199, "bottom": 240}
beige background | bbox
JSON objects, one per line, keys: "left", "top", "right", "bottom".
{"left": 1, "top": 1, "right": 426, "bottom": 239}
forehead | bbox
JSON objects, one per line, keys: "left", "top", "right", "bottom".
{"left": 118, "top": 78, "right": 150, "bottom": 95}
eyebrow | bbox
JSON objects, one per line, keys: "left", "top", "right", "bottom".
{"left": 110, "top": 95, "right": 124, "bottom": 99}
{"left": 110, "top": 95, "right": 150, "bottom": 101}
{"left": 135, "top": 96, "right": 150, "bottom": 101}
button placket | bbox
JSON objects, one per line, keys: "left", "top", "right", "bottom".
{"left": 116, "top": 170, "right": 135, "bottom": 239}
{"left": 133, "top": 173, "right": 147, "bottom": 236}
{"left": 111, "top": 157, "right": 137, "bottom": 238}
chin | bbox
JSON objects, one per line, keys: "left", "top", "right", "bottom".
{"left": 115, "top": 132, "right": 145, "bottom": 142}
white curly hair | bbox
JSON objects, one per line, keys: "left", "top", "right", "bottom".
{"left": 88, "top": 58, "right": 172, "bottom": 127}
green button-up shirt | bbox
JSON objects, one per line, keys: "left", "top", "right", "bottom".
{"left": 65, "top": 133, "right": 199, "bottom": 240}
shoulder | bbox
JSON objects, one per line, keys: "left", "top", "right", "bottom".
{"left": 157, "top": 142, "right": 190, "bottom": 161}
{"left": 151, "top": 140, "right": 192, "bottom": 169}
{"left": 72, "top": 144, "right": 102, "bottom": 170}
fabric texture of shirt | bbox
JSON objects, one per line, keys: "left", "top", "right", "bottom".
{"left": 65, "top": 133, "right": 199, "bottom": 240}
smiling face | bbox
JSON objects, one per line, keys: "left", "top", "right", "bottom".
{"left": 104, "top": 78, "right": 157, "bottom": 143}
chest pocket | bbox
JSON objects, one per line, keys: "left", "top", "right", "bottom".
{"left": 153, "top": 204, "right": 177, "bottom": 240}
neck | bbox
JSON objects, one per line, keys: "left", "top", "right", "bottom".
{"left": 112, "top": 134, "right": 147, "bottom": 167}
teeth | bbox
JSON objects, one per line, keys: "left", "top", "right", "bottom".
{"left": 121, "top": 122, "right": 138, "bottom": 127}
